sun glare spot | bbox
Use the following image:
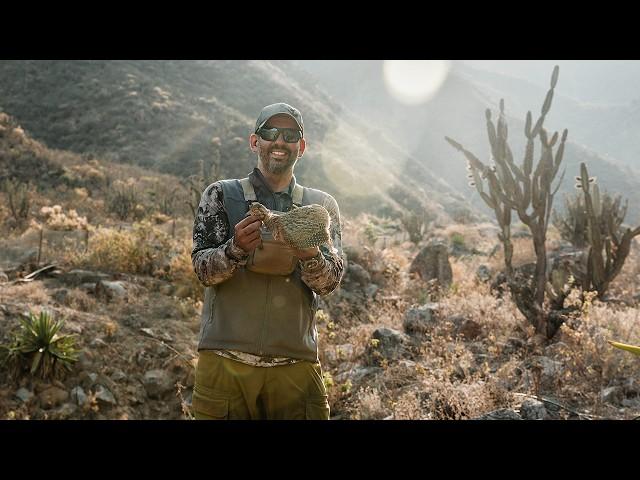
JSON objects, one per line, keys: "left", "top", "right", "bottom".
{"left": 382, "top": 60, "right": 451, "bottom": 105}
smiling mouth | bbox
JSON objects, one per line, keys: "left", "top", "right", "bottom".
{"left": 270, "top": 150, "right": 289, "bottom": 159}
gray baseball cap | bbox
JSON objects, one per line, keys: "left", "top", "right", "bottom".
{"left": 254, "top": 103, "right": 304, "bottom": 136}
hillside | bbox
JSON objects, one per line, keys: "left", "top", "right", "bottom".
{"left": 0, "top": 60, "right": 474, "bottom": 223}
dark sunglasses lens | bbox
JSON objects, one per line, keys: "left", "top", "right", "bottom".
{"left": 282, "top": 129, "right": 302, "bottom": 143}
{"left": 258, "top": 128, "right": 279, "bottom": 141}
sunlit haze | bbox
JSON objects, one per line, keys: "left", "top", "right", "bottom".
{"left": 383, "top": 60, "right": 451, "bottom": 105}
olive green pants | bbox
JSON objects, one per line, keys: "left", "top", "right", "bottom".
{"left": 193, "top": 350, "right": 330, "bottom": 420}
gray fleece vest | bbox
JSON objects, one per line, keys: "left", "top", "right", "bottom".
{"left": 197, "top": 178, "right": 331, "bottom": 362}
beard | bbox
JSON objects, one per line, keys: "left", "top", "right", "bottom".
{"left": 258, "top": 142, "right": 299, "bottom": 175}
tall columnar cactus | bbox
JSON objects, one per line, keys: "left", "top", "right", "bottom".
{"left": 446, "top": 66, "right": 569, "bottom": 338}
{"left": 576, "top": 162, "right": 640, "bottom": 298}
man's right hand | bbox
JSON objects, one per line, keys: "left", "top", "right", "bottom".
{"left": 233, "top": 214, "right": 263, "bottom": 253}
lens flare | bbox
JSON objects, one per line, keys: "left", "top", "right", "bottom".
{"left": 382, "top": 60, "right": 451, "bottom": 105}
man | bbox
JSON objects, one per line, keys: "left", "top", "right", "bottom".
{"left": 191, "top": 103, "right": 344, "bottom": 420}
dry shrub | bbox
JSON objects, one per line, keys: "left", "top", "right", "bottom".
{"left": 354, "top": 386, "right": 389, "bottom": 420}
{"left": 164, "top": 239, "right": 203, "bottom": 301}
{"left": 40, "top": 205, "right": 88, "bottom": 230}
{"left": 392, "top": 390, "right": 424, "bottom": 419}
{"left": 62, "top": 289, "right": 96, "bottom": 312}
{"left": 0, "top": 281, "right": 49, "bottom": 305}
{"left": 67, "top": 221, "right": 172, "bottom": 275}
{"left": 420, "top": 376, "right": 512, "bottom": 420}
{"left": 553, "top": 290, "right": 640, "bottom": 409}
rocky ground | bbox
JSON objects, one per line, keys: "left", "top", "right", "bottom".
{"left": 1, "top": 220, "right": 640, "bottom": 420}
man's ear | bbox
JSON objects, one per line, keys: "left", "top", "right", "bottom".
{"left": 298, "top": 138, "right": 306, "bottom": 158}
{"left": 249, "top": 133, "right": 259, "bottom": 152}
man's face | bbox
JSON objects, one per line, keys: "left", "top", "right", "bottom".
{"left": 251, "top": 114, "right": 306, "bottom": 176}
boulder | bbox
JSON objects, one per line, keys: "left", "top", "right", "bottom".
{"left": 369, "top": 327, "right": 410, "bottom": 362}
{"left": 409, "top": 241, "right": 452, "bottom": 287}
{"left": 70, "top": 386, "right": 88, "bottom": 407}
{"left": 14, "top": 387, "right": 34, "bottom": 403}
{"left": 346, "top": 262, "right": 371, "bottom": 287}
{"left": 403, "top": 303, "right": 438, "bottom": 334}
{"left": 61, "top": 269, "right": 110, "bottom": 286}
{"left": 94, "top": 385, "right": 117, "bottom": 406}
{"left": 475, "top": 409, "right": 522, "bottom": 420}
{"left": 95, "top": 280, "right": 127, "bottom": 301}
{"left": 0, "top": 270, "right": 8, "bottom": 283}
{"left": 143, "top": 369, "right": 175, "bottom": 399}
{"left": 475, "top": 265, "right": 492, "bottom": 283}
{"left": 519, "top": 398, "right": 548, "bottom": 420}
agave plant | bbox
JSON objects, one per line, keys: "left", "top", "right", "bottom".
{"left": 0, "top": 310, "right": 80, "bottom": 379}
{"left": 608, "top": 340, "right": 640, "bottom": 356}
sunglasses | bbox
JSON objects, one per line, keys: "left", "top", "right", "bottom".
{"left": 256, "top": 126, "right": 303, "bottom": 143}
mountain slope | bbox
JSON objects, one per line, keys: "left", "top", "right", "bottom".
{"left": 0, "top": 60, "right": 473, "bottom": 221}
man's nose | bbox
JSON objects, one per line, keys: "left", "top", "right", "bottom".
{"left": 273, "top": 133, "right": 288, "bottom": 146}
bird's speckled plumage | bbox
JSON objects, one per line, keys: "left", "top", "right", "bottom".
{"left": 249, "top": 202, "right": 331, "bottom": 249}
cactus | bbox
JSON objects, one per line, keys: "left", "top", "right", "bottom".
{"left": 553, "top": 189, "right": 627, "bottom": 249}
{"left": 576, "top": 162, "right": 640, "bottom": 298}
{"left": 446, "top": 66, "right": 569, "bottom": 338}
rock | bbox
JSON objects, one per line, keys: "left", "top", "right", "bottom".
{"left": 78, "top": 282, "right": 98, "bottom": 294}
{"left": 14, "top": 388, "right": 34, "bottom": 403}
{"left": 475, "top": 265, "right": 492, "bottom": 283}
{"left": 95, "top": 280, "right": 127, "bottom": 301}
{"left": 364, "top": 284, "right": 379, "bottom": 299}
{"left": 90, "top": 338, "right": 108, "bottom": 348}
{"left": 520, "top": 398, "right": 548, "bottom": 420}
{"left": 409, "top": 241, "right": 453, "bottom": 287}
{"left": 61, "top": 269, "right": 110, "bottom": 286}
{"left": 456, "top": 319, "right": 482, "bottom": 340}
{"left": 369, "top": 327, "right": 410, "bottom": 362}
{"left": 94, "top": 385, "right": 117, "bottom": 405}
{"left": 38, "top": 386, "right": 69, "bottom": 409}
{"left": 111, "top": 370, "right": 127, "bottom": 382}
{"left": 403, "top": 303, "right": 439, "bottom": 334}
{"left": 52, "top": 289, "right": 69, "bottom": 304}
{"left": 159, "top": 284, "right": 175, "bottom": 296}
{"left": 0, "top": 271, "right": 8, "bottom": 283}
{"left": 601, "top": 386, "right": 624, "bottom": 405}
{"left": 335, "top": 366, "right": 381, "bottom": 383}
{"left": 143, "top": 369, "right": 175, "bottom": 399}
{"left": 475, "top": 409, "right": 522, "bottom": 420}
{"left": 346, "top": 262, "right": 371, "bottom": 287}
{"left": 140, "top": 328, "right": 156, "bottom": 338}
{"left": 56, "top": 403, "right": 77, "bottom": 418}
{"left": 70, "top": 386, "right": 88, "bottom": 406}
{"left": 77, "top": 350, "right": 94, "bottom": 369}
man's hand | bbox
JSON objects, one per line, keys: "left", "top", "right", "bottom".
{"left": 293, "top": 246, "right": 320, "bottom": 260}
{"left": 233, "top": 215, "right": 263, "bottom": 253}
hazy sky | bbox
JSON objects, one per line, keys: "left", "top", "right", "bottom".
{"left": 462, "top": 60, "right": 640, "bottom": 105}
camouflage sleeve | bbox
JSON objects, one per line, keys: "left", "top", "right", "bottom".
{"left": 300, "top": 194, "right": 345, "bottom": 296}
{"left": 191, "top": 182, "right": 249, "bottom": 287}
